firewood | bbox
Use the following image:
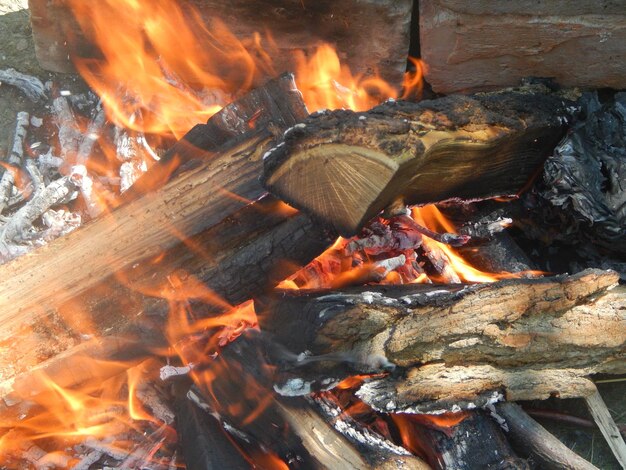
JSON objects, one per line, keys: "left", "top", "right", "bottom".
{"left": 0, "top": 112, "right": 29, "bottom": 215}
{"left": 311, "top": 395, "right": 432, "bottom": 470}
{"left": 188, "top": 332, "right": 430, "bottom": 470}
{"left": 262, "top": 86, "right": 573, "bottom": 236}
{"left": 497, "top": 403, "right": 599, "bottom": 470}
{"left": 0, "top": 74, "right": 323, "bottom": 386}
{"left": 258, "top": 270, "right": 625, "bottom": 406}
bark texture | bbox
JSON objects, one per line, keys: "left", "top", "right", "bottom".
{"left": 259, "top": 270, "right": 626, "bottom": 411}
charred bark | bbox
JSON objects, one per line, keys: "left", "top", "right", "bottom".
{"left": 262, "top": 86, "right": 574, "bottom": 236}
{"left": 414, "top": 411, "right": 527, "bottom": 470}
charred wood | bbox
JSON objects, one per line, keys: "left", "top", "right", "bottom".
{"left": 412, "top": 411, "right": 527, "bottom": 470}
{"left": 311, "top": 395, "right": 432, "bottom": 470}
{"left": 262, "top": 86, "right": 574, "bottom": 236}
{"left": 174, "top": 388, "right": 251, "bottom": 470}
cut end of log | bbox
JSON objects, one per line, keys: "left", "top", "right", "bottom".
{"left": 262, "top": 88, "right": 573, "bottom": 236}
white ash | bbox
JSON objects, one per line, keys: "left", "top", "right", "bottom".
{"left": 76, "top": 105, "right": 106, "bottom": 165}
{"left": 136, "top": 385, "right": 175, "bottom": 425}
{"left": 399, "top": 287, "right": 468, "bottom": 305}
{"left": 0, "top": 111, "right": 29, "bottom": 214}
{"left": 486, "top": 401, "right": 509, "bottom": 432}
{"left": 159, "top": 363, "right": 194, "bottom": 381}
{"left": 274, "top": 378, "right": 315, "bottom": 396}
{"left": 0, "top": 68, "right": 46, "bottom": 102}
{"left": 374, "top": 254, "right": 407, "bottom": 276}
{"left": 262, "top": 142, "right": 284, "bottom": 161}
{"left": 0, "top": 175, "right": 77, "bottom": 251}
{"left": 72, "top": 450, "right": 104, "bottom": 470}
{"left": 52, "top": 96, "right": 81, "bottom": 160}
{"left": 70, "top": 165, "right": 103, "bottom": 219}
{"left": 120, "top": 159, "right": 148, "bottom": 193}
{"left": 24, "top": 159, "right": 45, "bottom": 194}
{"left": 29, "top": 116, "right": 43, "bottom": 128}
{"left": 37, "top": 150, "right": 64, "bottom": 171}
{"left": 317, "top": 291, "right": 400, "bottom": 307}
{"left": 115, "top": 127, "right": 141, "bottom": 162}
{"left": 315, "top": 398, "right": 411, "bottom": 456}
{"left": 84, "top": 436, "right": 131, "bottom": 461}
{"left": 40, "top": 209, "right": 81, "bottom": 241}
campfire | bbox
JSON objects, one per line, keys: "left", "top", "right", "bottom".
{"left": 0, "top": 0, "right": 624, "bottom": 468}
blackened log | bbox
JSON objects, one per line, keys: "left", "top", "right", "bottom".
{"left": 174, "top": 390, "right": 251, "bottom": 470}
{"left": 262, "top": 86, "right": 573, "bottom": 236}
{"left": 532, "top": 92, "right": 626, "bottom": 256}
{"left": 497, "top": 403, "right": 598, "bottom": 470}
{"left": 411, "top": 411, "right": 528, "bottom": 470}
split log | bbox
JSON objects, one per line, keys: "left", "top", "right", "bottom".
{"left": 0, "top": 74, "right": 326, "bottom": 386}
{"left": 258, "top": 270, "right": 625, "bottom": 407}
{"left": 262, "top": 86, "right": 573, "bottom": 236}
{"left": 419, "top": 0, "right": 626, "bottom": 94}
{"left": 311, "top": 395, "right": 431, "bottom": 470}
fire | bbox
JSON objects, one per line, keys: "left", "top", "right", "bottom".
{"left": 0, "top": 0, "right": 535, "bottom": 466}
{"left": 64, "top": 0, "right": 423, "bottom": 139}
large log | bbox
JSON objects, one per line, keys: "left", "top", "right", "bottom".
{"left": 262, "top": 86, "right": 573, "bottom": 236}
{"left": 0, "top": 74, "right": 322, "bottom": 384}
{"left": 28, "top": 0, "right": 413, "bottom": 85}
{"left": 419, "top": 0, "right": 626, "bottom": 94}
{"left": 258, "top": 270, "right": 625, "bottom": 407}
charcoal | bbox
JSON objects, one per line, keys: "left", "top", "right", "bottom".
{"left": 540, "top": 92, "right": 626, "bottom": 255}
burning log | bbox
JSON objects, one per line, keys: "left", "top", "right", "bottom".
{"left": 258, "top": 269, "right": 625, "bottom": 406}
{"left": 174, "top": 389, "right": 251, "bottom": 470}
{"left": 0, "top": 74, "right": 333, "bottom": 386}
{"left": 405, "top": 411, "right": 528, "bottom": 470}
{"left": 28, "top": 0, "right": 413, "bottom": 86}
{"left": 183, "top": 332, "right": 431, "bottom": 469}
{"left": 262, "top": 85, "right": 574, "bottom": 236}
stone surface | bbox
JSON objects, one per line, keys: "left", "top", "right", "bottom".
{"left": 419, "top": 0, "right": 626, "bottom": 93}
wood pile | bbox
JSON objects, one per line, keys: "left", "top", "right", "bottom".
{"left": 0, "top": 68, "right": 624, "bottom": 468}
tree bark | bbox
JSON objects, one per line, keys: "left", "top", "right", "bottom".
{"left": 262, "top": 86, "right": 573, "bottom": 236}
{"left": 258, "top": 270, "right": 625, "bottom": 408}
